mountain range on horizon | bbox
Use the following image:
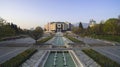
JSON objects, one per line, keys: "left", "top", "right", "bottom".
{"left": 73, "top": 23, "right": 89, "bottom": 28}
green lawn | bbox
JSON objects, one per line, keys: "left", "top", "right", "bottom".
{"left": 65, "top": 35, "right": 84, "bottom": 44}
{"left": 37, "top": 36, "right": 53, "bottom": 44}
{"left": 82, "top": 49, "right": 120, "bottom": 67}
{"left": 90, "top": 35, "right": 120, "bottom": 43}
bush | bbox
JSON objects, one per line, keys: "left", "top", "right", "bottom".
{"left": 37, "top": 36, "right": 53, "bottom": 44}
{"left": 82, "top": 49, "right": 120, "bottom": 67}
{"left": 91, "top": 35, "right": 120, "bottom": 43}
{"left": 0, "top": 48, "right": 37, "bottom": 67}
{"left": 65, "top": 35, "right": 84, "bottom": 44}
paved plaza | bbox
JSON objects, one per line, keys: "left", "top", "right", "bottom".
{"left": 0, "top": 32, "right": 120, "bottom": 67}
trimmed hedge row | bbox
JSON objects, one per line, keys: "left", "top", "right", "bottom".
{"left": 82, "top": 49, "right": 120, "bottom": 67}
{"left": 90, "top": 35, "right": 120, "bottom": 43}
{"left": 65, "top": 36, "right": 84, "bottom": 43}
{"left": 38, "top": 36, "right": 53, "bottom": 44}
{"left": 0, "top": 48, "right": 37, "bottom": 67}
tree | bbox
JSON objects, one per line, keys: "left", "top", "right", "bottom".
{"left": 79, "top": 22, "right": 83, "bottom": 29}
{"left": 0, "top": 18, "right": 15, "bottom": 38}
{"left": 0, "top": 17, "right": 32, "bottom": 39}
{"left": 29, "top": 26, "right": 43, "bottom": 44}
{"left": 72, "top": 27, "right": 82, "bottom": 34}
{"left": 103, "top": 18, "right": 120, "bottom": 35}
{"left": 91, "top": 22, "right": 104, "bottom": 35}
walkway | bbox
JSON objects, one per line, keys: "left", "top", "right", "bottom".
{"left": 21, "top": 50, "right": 45, "bottom": 67}
{"left": 46, "top": 32, "right": 67, "bottom": 46}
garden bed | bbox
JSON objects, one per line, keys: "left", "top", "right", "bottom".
{"left": 37, "top": 36, "right": 53, "bottom": 44}
{"left": 0, "top": 48, "right": 37, "bottom": 67}
{"left": 65, "top": 36, "right": 84, "bottom": 44}
{"left": 82, "top": 49, "right": 120, "bottom": 67}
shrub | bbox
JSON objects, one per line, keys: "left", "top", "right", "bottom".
{"left": 37, "top": 36, "right": 53, "bottom": 44}
{"left": 0, "top": 48, "right": 37, "bottom": 67}
{"left": 82, "top": 49, "right": 120, "bottom": 67}
{"left": 65, "top": 35, "right": 84, "bottom": 44}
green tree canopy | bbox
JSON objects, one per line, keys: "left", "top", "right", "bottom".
{"left": 29, "top": 26, "right": 43, "bottom": 44}
{"left": 79, "top": 22, "right": 83, "bottom": 29}
{"left": 104, "top": 18, "right": 120, "bottom": 35}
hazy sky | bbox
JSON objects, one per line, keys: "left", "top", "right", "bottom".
{"left": 0, "top": 0, "right": 120, "bottom": 29}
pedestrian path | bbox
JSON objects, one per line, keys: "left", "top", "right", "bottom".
{"left": 74, "top": 50, "right": 101, "bottom": 67}
{"left": 21, "top": 50, "right": 45, "bottom": 67}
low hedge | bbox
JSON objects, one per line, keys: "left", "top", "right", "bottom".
{"left": 82, "top": 49, "right": 120, "bottom": 67}
{"left": 0, "top": 48, "right": 37, "bottom": 67}
{"left": 94, "top": 35, "right": 120, "bottom": 43}
{"left": 37, "top": 36, "right": 53, "bottom": 44}
{"left": 65, "top": 36, "right": 84, "bottom": 43}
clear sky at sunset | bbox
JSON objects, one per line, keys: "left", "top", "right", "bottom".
{"left": 0, "top": 0, "right": 120, "bottom": 29}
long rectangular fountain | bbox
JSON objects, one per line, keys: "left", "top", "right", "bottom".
{"left": 42, "top": 50, "right": 83, "bottom": 67}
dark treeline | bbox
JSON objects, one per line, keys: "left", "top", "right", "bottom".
{"left": 0, "top": 17, "right": 27, "bottom": 38}
{"left": 72, "top": 17, "right": 120, "bottom": 36}
{"left": 0, "top": 17, "right": 44, "bottom": 43}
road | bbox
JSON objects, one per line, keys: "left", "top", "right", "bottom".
{"left": 68, "top": 32, "right": 119, "bottom": 46}
{"left": 0, "top": 32, "right": 120, "bottom": 66}
{"left": 0, "top": 47, "right": 28, "bottom": 63}
{"left": 0, "top": 37, "right": 34, "bottom": 63}
{"left": 93, "top": 46, "right": 120, "bottom": 64}
{"left": 75, "top": 36, "right": 116, "bottom": 46}
{"left": 0, "top": 37, "right": 35, "bottom": 47}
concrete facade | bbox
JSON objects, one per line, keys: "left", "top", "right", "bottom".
{"left": 44, "top": 22, "right": 72, "bottom": 32}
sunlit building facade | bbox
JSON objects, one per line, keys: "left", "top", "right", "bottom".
{"left": 89, "top": 19, "right": 96, "bottom": 27}
{"left": 44, "top": 22, "right": 72, "bottom": 32}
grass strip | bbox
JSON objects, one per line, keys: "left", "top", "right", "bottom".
{"left": 0, "top": 48, "right": 37, "bottom": 67}
{"left": 65, "top": 35, "right": 84, "bottom": 43}
{"left": 90, "top": 35, "right": 120, "bottom": 43}
{"left": 82, "top": 49, "right": 120, "bottom": 67}
{"left": 37, "top": 36, "right": 53, "bottom": 44}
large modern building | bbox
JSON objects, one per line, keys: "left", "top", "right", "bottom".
{"left": 44, "top": 22, "right": 72, "bottom": 32}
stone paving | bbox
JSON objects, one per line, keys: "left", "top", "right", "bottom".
{"left": 45, "top": 32, "right": 73, "bottom": 46}
{"left": 74, "top": 50, "right": 101, "bottom": 67}
{"left": 21, "top": 50, "right": 45, "bottom": 67}
{"left": 62, "top": 37, "right": 73, "bottom": 44}
{"left": 2, "top": 32, "right": 119, "bottom": 67}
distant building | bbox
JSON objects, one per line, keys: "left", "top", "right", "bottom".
{"left": 44, "top": 22, "right": 72, "bottom": 32}
{"left": 89, "top": 19, "right": 96, "bottom": 27}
